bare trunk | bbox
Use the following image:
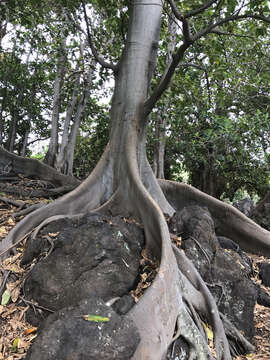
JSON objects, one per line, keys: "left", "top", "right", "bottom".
{"left": 44, "top": 39, "right": 66, "bottom": 167}
{"left": 153, "top": 114, "right": 166, "bottom": 179}
{"left": 6, "top": 114, "right": 17, "bottom": 153}
{"left": 55, "top": 73, "right": 81, "bottom": 173}
{"left": 0, "top": 85, "right": 7, "bottom": 146}
{"left": 152, "top": 17, "right": 177, "bottom": 180}
{"left": 20, "top": 127, "right": 30, "bottom": 157}
{"left": 56, "top": 58, "right": 96, "bottom": 175}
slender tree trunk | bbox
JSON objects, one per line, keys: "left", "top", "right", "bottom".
{"left": 55, "top": 73, "right": 81, "bottom": 173}
{"left": 0, "top": 85, "right": 7, "bottom": 146}
{"left": 20, "top": 127, "right": 30, "bottom": 157}
{"left": 44, "top": 38, "right": 66, "bottom": 167}
{"left": 152, "top": 16, "right": 177, "bottom": 179}
{"left": 153, "top": 114, "right": 166, "bottom": 179}
{"left": 56, "top": 56, "right": 96, "bottom": 175}
{"left": 6, "top": 113, "right": 17, "bottom": 153}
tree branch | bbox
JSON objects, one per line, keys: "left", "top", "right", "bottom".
{"left": 145, "top": 2, "right": 269, "bottom": 116}
{"left": 144, "top": 42, "right": 190, "bottom": 116}
{"left": 184, "top": 0, "right": 219, "bottom": 19}
{"left": 210, "top": 29, "right": 255, "bottom": 40}
{"left": 193, "top": 14, "right": 270, "bottom": 42}
{"left": 166, "top": 0, "right": 183, "bottom": 20}
{"left": 166, "top": 0, "right": 192, "bottom": 43}
{"left": 82, "top": 3, "right": 118, "bottom": 73}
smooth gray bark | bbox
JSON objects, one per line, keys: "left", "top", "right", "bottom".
{"left": 44, "top": 38, "right": 66, "bottom": 167}
{"left": 56, "top": 58, "right": 96, "bottom": 175}
{"left": 153, "top": 17, "right": 177, "bottom": 180}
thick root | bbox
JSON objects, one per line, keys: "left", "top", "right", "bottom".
{"left": 160, "top": 180, "right": 270, "bottom": 256}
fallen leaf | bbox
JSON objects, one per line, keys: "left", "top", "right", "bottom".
{"left": 11, "top": 338, "right": 19, "bottom": 352}
{"left": 1, "top": 289, "right": 11, "bottom": 306}
{"left": 82, "top": 314, "right": 110, "bottom": 322}
{"left": 202, "top": 321, "right": 214, "bottom": 341}
{"left": 8, "top": 218, "right": 15, "bottom": 225}
{"left": 24, "top": 328, "right": 37, "bottom": 336}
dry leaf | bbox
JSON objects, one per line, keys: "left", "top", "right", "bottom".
{"left": 8, "top": 218, "right": 15, "bottom": 225}
{"left": 24, "top": 328, "right": 37, "bottom": 336}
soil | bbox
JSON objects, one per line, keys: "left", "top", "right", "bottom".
{"left": 0, "top": 190, "right": 270, "bottom": 359}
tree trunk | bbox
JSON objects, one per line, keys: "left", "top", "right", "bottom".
{"left": 152, "top": 16, "right": 177, "bottom": 180}
{"left": 56, "top": 58, "right": 96, "bottom": 175}
{"left": 6, "top": 113, "right": 17, "bottom": 153}
{"left": 0, "top": 85, "right": 7, "bottom": 146}
{"left": 55, "top": 73, "right": 81, "bottom": 173}
{"left": 1, "top": 2, "right": 270, "bottom": 360}
{"left": 153, "top": 114, "right": 166, "bottom": 179}
{"left": 20, "top": 127, "right": 30, "bottom": 157}
{"left": 44, "top": 38, "right": 66, "bottom": 167}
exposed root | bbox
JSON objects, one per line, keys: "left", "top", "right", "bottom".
{"left": 220, "top": 313, "right": 255, "bottom": 356}
{"left": 13, "top": 203, "right": 45, "bottom": 219}
{"left": 31, "top": 214, "right": 85, "bottom": 240}
{"left": 173, "top": 245, "right": 231, "bottom": 360}
{"left": 0, "top": 196, "right": 25, "bottom": 208}
{"left": 160, "top": 180, "right": 270, "bottom": 256}
{"left": 0, "top": 148, "right": 113, "bottom": 258}
{"left": 172, "top": 307, "right": 212, "bottom": 360}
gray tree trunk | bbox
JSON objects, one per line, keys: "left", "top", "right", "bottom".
{"left": 44, "top": 38, "right": 66, "bottom": 167}
{"left": 152, "top": 16, "right": 177, "bottom": 180}
{"left": 56, "top": 54, "right": 96, "bottom": 175}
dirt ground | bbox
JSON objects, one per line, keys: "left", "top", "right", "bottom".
{"left": 0, "top": 193, "right": 269, "bottom": 360}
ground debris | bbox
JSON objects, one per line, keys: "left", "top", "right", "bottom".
{"left": 130, "top": 248, "right": 159, "bottom": 302}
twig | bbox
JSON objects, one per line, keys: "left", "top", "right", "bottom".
{"left": 189, "top": 236, "right": 211, "bottom": 265}
{"left": 0, "top": 229, "right": 34, "bottom": 258}
{"left": 81, "top": 2, "right": 118, "bottom": 72}
{"left": 19, "top": 296, "right": 54, "bottom": 313}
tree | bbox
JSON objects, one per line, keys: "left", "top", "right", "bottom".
{"left": 1, "top": 1, "right": 270, "bottom": 359}
{"left": 157, "top": 27, "right": 270, "bottom": 199}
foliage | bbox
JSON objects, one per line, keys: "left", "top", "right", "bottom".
{"left": 73, "top": 103, "right": 109, "bottom": 178}
{"left": 149, "top": 22, "right": 270, "bottom": 199}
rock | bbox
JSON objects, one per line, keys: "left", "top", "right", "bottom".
{"left": 205, "top": 249, "right": 257, "bottom": 341}
{"left": 25, "top": 297, "right": 140, "bottom": 360}
{"left": 233, "top": 198, "right": 254, "bottom": 217}
{"left": 169, "top": 206, "right": 257, "bottom": 342}
{"left": 257, "top": 287, "right": 270, "bottom": 307}
{"left": 259, "top": 262, "right": 270, "bottom": 287}
{"left": 217, "top": 236, "right": 253, "bottom": 276}
{"left": 23, "top": 213, "right": 144, "bottom": 325}
{"left": 169, "top": 205, "right": 218, "bottom": 278}
{"left": 253, "top": 205, "right": 270, "bottom": 231}
{"left": 112, "top": 294, "right": 135, "bottom": 315}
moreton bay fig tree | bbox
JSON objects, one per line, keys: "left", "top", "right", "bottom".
{"left": 1, "top": 1, "right": 270, "bottom": 359}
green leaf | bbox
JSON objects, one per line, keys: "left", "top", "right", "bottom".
{"left": 11, "top": 338, "right": 20, "bottom": 352}
{"left": 1, "top": 289, "right": 11, "bottom": 306}
{"left": 84, "top": 314, "right": 110, "bottom": 322}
